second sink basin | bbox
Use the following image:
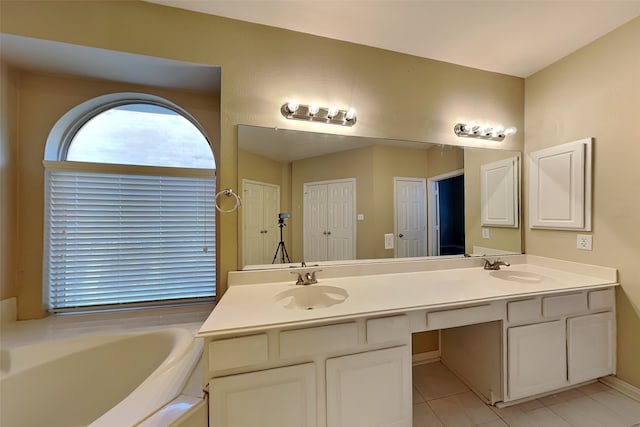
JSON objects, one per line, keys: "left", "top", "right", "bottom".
{"left": 275, "top": 285, "right": 349, "bottom": 310}
{"left": 490, "top": 269, "right": 551, "bottom": 284}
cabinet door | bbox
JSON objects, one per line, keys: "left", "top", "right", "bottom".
{"left": 210, "top": 363, "right": 316, "bottom": 427}
{"left": 326, "top": 346, "right": 411, "bottom": 427}
{"left": 568, "top": 312, "right": 615, "bottom": 384}
{"left": 508, "top": 321, "right": 567, "bottom": 400}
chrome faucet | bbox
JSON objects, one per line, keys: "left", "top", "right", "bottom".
{"left": 482, "top": 257, "right": 510, "bottom": 271}
{"left": 291, "top": 269, "right": 322, "bottom": 285}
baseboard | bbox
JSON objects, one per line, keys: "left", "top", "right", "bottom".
{"left": 599, "top": 375, "right": 640, "bottom": 402}
{"left": 412, "top": 350, "right": 440, "bottom": 366}
{"left": 0, "top": 297, "right": 17, "bottom": 324}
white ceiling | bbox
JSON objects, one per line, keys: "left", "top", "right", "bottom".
{"left": 145, "top": 0, "right": 640, "bottom": 77}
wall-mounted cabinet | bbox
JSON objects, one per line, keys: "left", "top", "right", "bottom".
{"left": 480, "top": 155, "right": 519, "bottom": 227}
{"left": 528, "top": 138, "right": 592, "bottom": 230}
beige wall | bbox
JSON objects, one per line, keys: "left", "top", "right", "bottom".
{"left": 3, "top": 69, "right": 219, "bottom": 319}
{"left": 0, "top": 61, "right": 19, "bottom": 301}
{"left": 464, "top": 148, "right": 522, "bottom": 255}
{"left": 1, "top": 1, "right": 524, "bottom": 310}
{"left": 524, "top": 18, "right": 640, "bottom": 387}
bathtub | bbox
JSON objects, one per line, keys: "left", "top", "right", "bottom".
{"left": 0, "top": 327, "right": 204, "bottom": 427}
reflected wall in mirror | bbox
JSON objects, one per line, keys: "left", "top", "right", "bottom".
{"left": 238, "top": 125, "right": 522, "bottom": 269}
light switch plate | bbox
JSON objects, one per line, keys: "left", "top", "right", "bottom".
{"left": 482, "top": 228, "right": 490, "bottom": 239}
{"left": 577, "top": 234, "right": 593, "bottom": 250}
{"left": 384, "top": 233, "right": 394, "bottom": 249}
{"left": 357, "top": 214, "right": 364, "bottom": 221}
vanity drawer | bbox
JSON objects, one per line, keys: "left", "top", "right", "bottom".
{"left": 366, "top": 315, "right": 409, "bottom": 345}
{"left": 279, "top": 322, "right": 358, "bottom": 358}
{"left": 588, "top": 288, "right": 615, "bottom": 310}
{"left": 507, "top": 299, "right": 541, "bottom": 323}
{"left": 542, "top": 293, "right": 587, "bottom": 317}
{"left": 209, "top": 334, "right": 268, "bottom": 371}
{"left": 427, "top": 304, "right": 503, "bottom": 330}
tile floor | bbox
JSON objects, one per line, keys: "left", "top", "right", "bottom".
{"left": 413, "top": 362, "right": 640, "bottom": 427}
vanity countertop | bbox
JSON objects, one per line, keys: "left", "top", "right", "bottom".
{"left": 198, "top": 255, "right": 617, "bottom": 338}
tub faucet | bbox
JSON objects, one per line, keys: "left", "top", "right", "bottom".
{"left": 482, "top": 257, "right": 510, "bottom": 271}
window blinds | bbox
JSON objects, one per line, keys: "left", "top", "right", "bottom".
{"left": 44, "top": 167, "right": 216, "bottom": 312}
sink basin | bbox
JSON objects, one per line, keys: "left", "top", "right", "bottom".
{"left": 274, "top": 285, "right": 349, "bottom": 310}
{"left": 490, "top": 269, "right": 550, "bottom": 284}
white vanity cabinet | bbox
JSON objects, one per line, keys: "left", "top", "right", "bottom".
{"left": 504, "top": 288, "right": 616, "bottom": 402}
{"left": 205, "top": 316, "right": 412, "bottom": 427}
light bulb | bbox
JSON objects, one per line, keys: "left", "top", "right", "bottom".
{"left": 327, "top": 105, "right": 339, "bottom": 118}
{"left": 504, "top": 127, "right": 518, "bottom": 135}
{"left": 287, "top": 99, "right": 300, "bottom": 114}
{"left": 465, "top": 122, "right": 478, "bottom": 134}
{"left": 286, "top": 100, "right": 299, "bottom": 114}
{"left": 308, "top": 102, "right": 319, "bottom": 115}
{"left": 345, "top": 108, "right": 356, "bottom": 121}
{"left": 492, "top": 126, "right": 504, "bottom": 137}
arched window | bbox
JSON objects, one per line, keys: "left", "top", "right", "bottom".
{"left": 43, "top": 94, "right": 216, "bottom": 312}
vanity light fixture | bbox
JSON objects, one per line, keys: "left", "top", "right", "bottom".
{"left": 454, "top": 122, "right": 517, "bottom": 141}
{"left": 281, "top": 100, "right": 357, "bottom": 126}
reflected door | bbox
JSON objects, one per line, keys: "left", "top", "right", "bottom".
{"left": 242, "top": 180, "right": 280, "bottom": 265}
{"left": 394, "top": 177, "right": 426, "bottom": 258}
{"left": 304, "top": 179, "right": 355, "bottom": 262}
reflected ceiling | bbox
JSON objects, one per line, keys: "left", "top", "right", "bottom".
{"left": 240, "top": 126, "right": 436, "bottom": 163}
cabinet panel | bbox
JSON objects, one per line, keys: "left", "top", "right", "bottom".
{"left": 508, "top": 321, "right": 567, "bottom": 400}
{"left": 209, "top": 334, "right": 268, "bottom": 371}
{"left": 507, "top": 299, "right": 540, "bottom": 323}
{"left": 567, "top": 312, "right": 615, "bottom": 384}
{"left": 588, "top": 289, "right": 615, "bottom": 311}
{"left": 427, "top": 304, "right": 502, "bottom": 330}
{"left": 366, "top": 315, "right": 409, "bottom": 345}
{"left": 542, "top": 293, "right": 587, "bottom": 318}
{"left": 280, "top": 322, "right": 358, "bottom": 359}
{"left": 210, "top": 363, "right": 316, "bottom": 427}
{"left": 326, "top": 346, "right": 411, "bottom": 427}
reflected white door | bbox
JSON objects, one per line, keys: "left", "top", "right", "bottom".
{"left": 327, "top": 181, "right": 355, "bottom": 260}
{"left": 242, "top": 180, "right": 280, "bottom": 265}
{"left": 303, "top": 183, "right": 328, "bottom": 262}
{"left": 394, "top": 177, "right": 426, "bottom": 258}
{"left": 304, "top": 179, "right": 355, "bottom": 262}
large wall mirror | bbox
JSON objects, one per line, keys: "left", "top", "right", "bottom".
{"left": 238, "top": 125, "right": 522, "bottom": 270}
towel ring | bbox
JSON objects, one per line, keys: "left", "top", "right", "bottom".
{"left": 215, "top": 188, "right": 242, "bottom": 213}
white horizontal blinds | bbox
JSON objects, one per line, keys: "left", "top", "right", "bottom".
{"left": 45, "top": 167, "right": 216, "bottom": 312}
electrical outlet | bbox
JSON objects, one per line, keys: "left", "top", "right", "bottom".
{"left": 577, "top": 234, "right": 593, "bottom": 250}
{"left": 384, "top": 233, "right": 394, "bottom": 249}
{"left": 482, "top": 228, "right": 490, "bottom": 239}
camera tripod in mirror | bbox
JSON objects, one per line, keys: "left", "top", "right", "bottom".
{"left": 272, "top": 212, "right": 291, "bottom": 264}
